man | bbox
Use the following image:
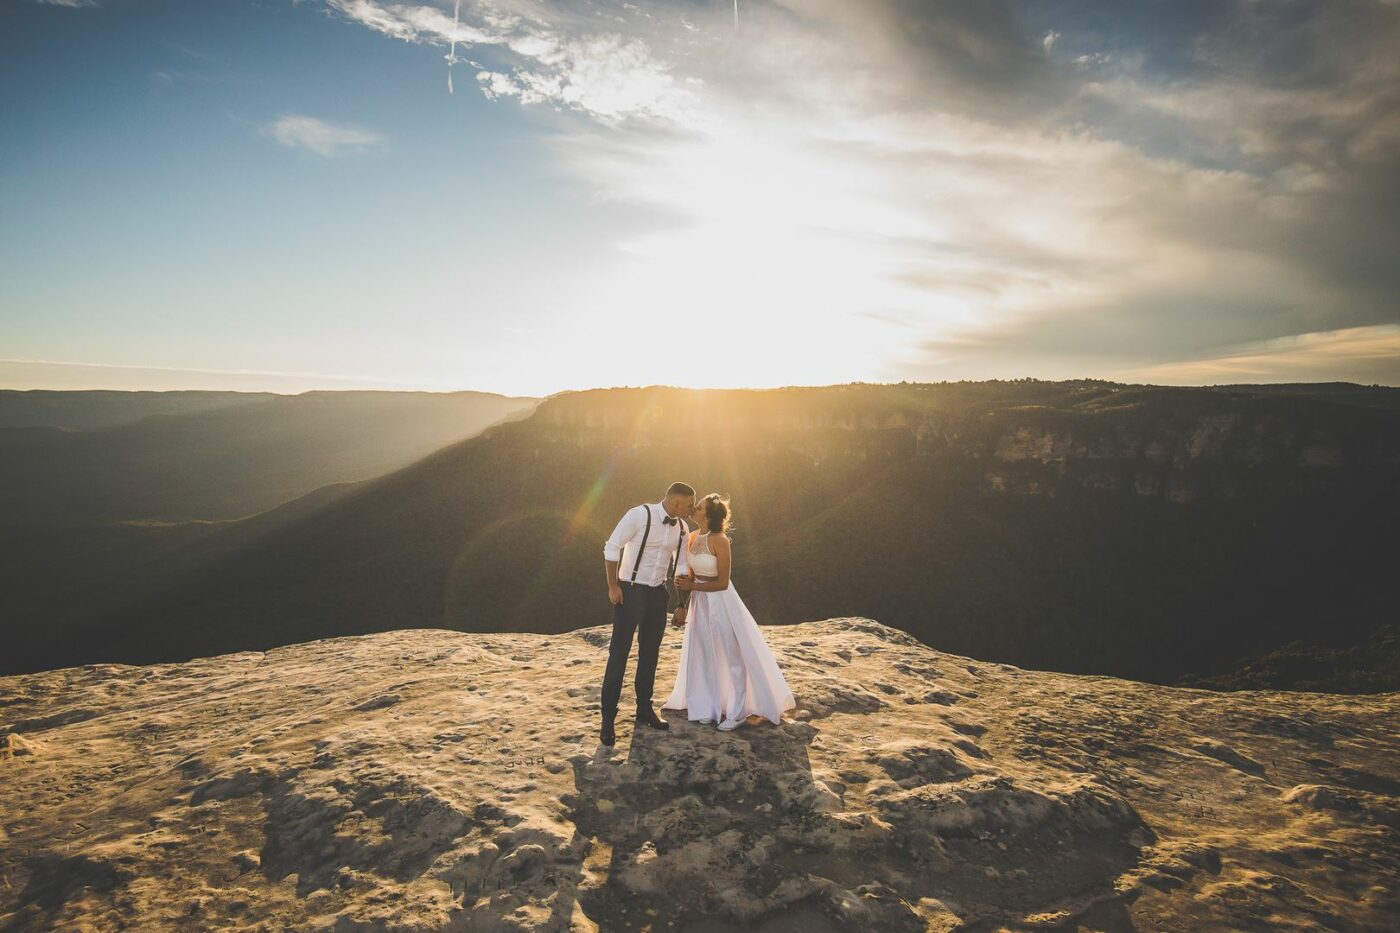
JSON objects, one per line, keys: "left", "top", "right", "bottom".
{"left": 599, "top": 481, "right": 695, "bottom": 747}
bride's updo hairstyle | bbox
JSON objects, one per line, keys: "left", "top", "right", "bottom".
{"left": 702, "top": 493, "right": 732, "bottom": 536}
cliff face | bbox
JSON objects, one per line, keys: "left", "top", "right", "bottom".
{"left": 3, "top": 619, "right": 1397, "bottom": 931}
{"left": 524, "top": 383, "right": 1400, "bottom": 504}
{"left": 10, "top": 382, "right": 1398, "bottom": 686}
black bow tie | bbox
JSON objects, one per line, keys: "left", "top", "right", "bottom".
{"left": 662, "top": 515, "right": 677, "bottom": 525}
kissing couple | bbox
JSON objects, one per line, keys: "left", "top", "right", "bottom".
{"left": 597, "top": 482, "right": 796, "bottom": 747}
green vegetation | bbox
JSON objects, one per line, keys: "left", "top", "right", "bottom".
{"left": 4, "top": 380, "right": 1397, "bottom": 693}
{"left": 1177, "top": 626, "right": 1400, "bottom": 693}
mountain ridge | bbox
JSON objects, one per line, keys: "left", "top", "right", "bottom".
{"left": 6, "top": 380, "right": 1397, "bottom": 686}
{"left": 0, "top": 389, "right": 538, "bottom": 526}
{"left": 13, "top": 378, "right": 1388, "bottom": 675}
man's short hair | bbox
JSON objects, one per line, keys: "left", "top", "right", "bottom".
{"left": 666, "top": 481, "right": 696, "bottom": 499}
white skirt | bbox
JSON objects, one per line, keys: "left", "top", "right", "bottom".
{"left": 662, "top": 580, "right": 797, "bottom": 726}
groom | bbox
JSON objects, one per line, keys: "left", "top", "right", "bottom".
{"left": 598, "top": 481, "right": 695, "bottom": 746}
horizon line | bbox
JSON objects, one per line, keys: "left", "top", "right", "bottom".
{"left": 1, "top": 362, "right": 1396, "bottom": 398}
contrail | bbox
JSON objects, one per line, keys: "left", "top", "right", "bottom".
{"left": 446, "top": 0, "right": 462, "bottom": 94}
{"left": 734, "top": 0, "right": 739, "bottom": 28}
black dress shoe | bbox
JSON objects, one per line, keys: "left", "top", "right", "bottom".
{"left": 600, "top": 720, "right": 616, "bottom": 746}
{"left": 635, "top": 707, "right": 669, "bottom": 730}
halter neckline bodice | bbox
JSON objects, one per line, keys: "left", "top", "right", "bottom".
{"left": 689, "top": 531, "right": 719, "bottom": 578}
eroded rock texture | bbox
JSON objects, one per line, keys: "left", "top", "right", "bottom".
{"left": 2, "top": 618, "right": 1397, "bottom": 930}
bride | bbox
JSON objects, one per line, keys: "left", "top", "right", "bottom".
{"left": 663, "top": 493, "right": 796, "bottom": 731}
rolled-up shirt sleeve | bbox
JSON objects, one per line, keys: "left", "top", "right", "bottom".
{"left": 603, "top": 506, "right": 641, "bottom": 562}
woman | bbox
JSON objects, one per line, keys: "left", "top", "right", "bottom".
{"left": 662, "top": 494, "right": 797, "bottom": 731}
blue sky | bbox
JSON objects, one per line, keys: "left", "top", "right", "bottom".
{"left": 4, "top": 0, "right": 1399, "bottom": 394}
{"left": 2, "top": 0, "right": 630, "bottom": 392}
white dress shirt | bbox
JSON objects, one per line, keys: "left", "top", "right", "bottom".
{"left": 604, "top": 501, "right": 690, "bottom": 586}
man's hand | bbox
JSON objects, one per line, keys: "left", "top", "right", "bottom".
{"left": 670, "top": 605, "right": 687, "bottom": 628}
{"left": 608, "top": 583, "right": 624, "bottom": 606}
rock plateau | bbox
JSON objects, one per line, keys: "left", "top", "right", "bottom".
{"left": 2, "top": 618, "right": 1397, "bottom": 931}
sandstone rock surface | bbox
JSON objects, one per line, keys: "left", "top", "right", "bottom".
{"left": 2, "top": 618, "right": 1397, "bottom": 931}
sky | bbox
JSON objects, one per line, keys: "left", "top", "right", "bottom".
{"left": 2, "top": 0, "right": 1398, "bottom": 396}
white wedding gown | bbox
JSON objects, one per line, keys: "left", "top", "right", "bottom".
{"left": 663, "top": 532, "right": 796, "bottom": 729}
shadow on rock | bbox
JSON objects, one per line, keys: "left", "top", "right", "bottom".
{"left": 566, "top": 716, "right": 845, "bottom": 930}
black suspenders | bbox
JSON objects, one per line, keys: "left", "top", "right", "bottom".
{"left": 668, "top": 521, "right": 683, "bottom": 583}
{"left": 627, "top": 504, "right": 686, "bottom": 585}
{"left": 629, "top": 505, "right": 652, "bottom": 583}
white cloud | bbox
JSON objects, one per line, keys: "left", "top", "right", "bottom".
{"left": 321, "top": 0, "right": 1400, "bottom": 386}
{"left": 325, "top": 0, "right": 698, "bottom": 124}
{"left": 262, "top": 114, "right": 385, "bottom": 157}
{"left": 1118, "top": 325, "right": 1400, "bottom": 385}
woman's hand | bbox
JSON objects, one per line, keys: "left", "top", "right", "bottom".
{"left": 675, "top": 572, "right": 695, "bottom": 591}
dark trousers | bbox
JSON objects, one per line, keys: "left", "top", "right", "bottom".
{"left": 600, "top": 580, "right": 669, "bottom": 723}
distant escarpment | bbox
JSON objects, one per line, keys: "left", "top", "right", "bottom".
{"left": 0, "top": 389, "right": 537, "bottom": 525}
{"left": 8, "top": 381, "right": 1399, "bottom": 688}
{"left": 527, "top": 380, "right": 1400, "bottom": 504}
